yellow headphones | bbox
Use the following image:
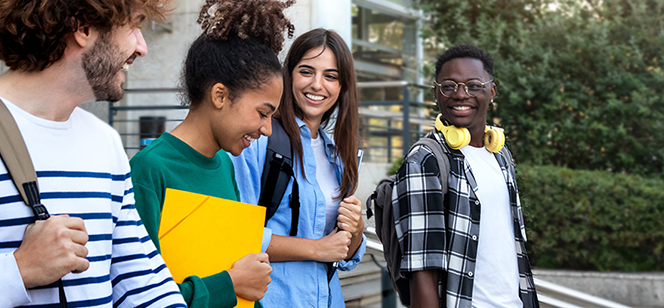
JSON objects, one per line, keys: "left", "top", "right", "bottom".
{"left": 434, "top": 114, "right": 505, "bottom": 153}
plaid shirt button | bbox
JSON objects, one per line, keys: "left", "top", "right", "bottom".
{"left": 472, "top": 235, "right": 478, "bottom": 241}
{"left": 468, "top": 271, "right": 474, "bottom": 277}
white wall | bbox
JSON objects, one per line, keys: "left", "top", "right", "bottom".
{"left": 114, "top": 0, "right": 205, "bottom": 157}
{"left": 282, "top": 0, "right": 353, "bottom": 58}
{"left": 311, "top": 0, "right": 352, "bottom": 48}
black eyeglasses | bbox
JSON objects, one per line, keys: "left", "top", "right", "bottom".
{"left": 432, "top": 79, "right": 493, "bottom": 98}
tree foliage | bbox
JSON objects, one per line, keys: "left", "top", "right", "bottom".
{"left": 417, "top": 0, "right": 664, "bottom": 176}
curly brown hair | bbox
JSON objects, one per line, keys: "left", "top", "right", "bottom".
{"left": 0, "top": 0, "right": 170, "bottom": 72}
{"left": 197, "top": 0, "right": 295, "bottom": 53}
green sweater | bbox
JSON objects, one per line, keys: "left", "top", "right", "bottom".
{"left": 130, "top": 132, "right": 260, "bottom": 308}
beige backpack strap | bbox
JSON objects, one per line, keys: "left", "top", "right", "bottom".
{"left": 0, "top": 99, "right": 49, "bottom": 220}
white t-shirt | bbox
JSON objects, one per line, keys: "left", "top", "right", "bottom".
{"left": 311, "top": 135, "right": 341, "bottom": 235}
{"left": 460, "top": 145, "right": 522, "bottom": 308}
{"left": 0, "top": 98, "right": 185, "bottom": 307}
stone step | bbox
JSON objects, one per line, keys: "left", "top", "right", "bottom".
{"left": 341, "top": 253, "right": 406, "bottom": 307}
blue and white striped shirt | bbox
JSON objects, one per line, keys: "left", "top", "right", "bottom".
{"left": 0, "top": 99, "right": 186, "bottom": 307}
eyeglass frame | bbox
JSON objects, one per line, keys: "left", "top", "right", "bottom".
{"left": 432, "top": 79, "right": 494, "bottom": 98}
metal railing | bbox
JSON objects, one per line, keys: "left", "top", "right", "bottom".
{"left": 357, "top": 81, "right": 435, "bottom": 162}
{"left": 110, "top": 82, "right": 437, "bottom": 161}
{"left": 362, "top": 227, "right": 633, "bottom": 308}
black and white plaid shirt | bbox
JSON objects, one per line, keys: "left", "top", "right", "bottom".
{"left": 392, "top": 129, "right": 539, "bottom": 308}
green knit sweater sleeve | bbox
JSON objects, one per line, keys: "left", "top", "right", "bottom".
{"left": 179, "top": 272, "right": 237, "bottom": 308}
{"left": 130, "top": 158, "right": 242, "bottom": 308}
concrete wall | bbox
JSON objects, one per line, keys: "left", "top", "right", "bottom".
{"left": 534, "top": 269, "right": 664, "bottom": 308}
{"left": 114, "top": 0, "right": 201, "bottom": 157}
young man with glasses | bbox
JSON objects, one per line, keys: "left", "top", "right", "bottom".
{"left": 0, "top": 1, "right": 187, "bottom": 307}
{"left": 392, "top": 44, "right": 539, "bottom": 307}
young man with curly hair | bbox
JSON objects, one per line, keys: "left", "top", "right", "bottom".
{"left": 0, "top": 0, "right": 187, "bottom": 307}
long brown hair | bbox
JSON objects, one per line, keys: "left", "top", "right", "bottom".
{"left": 276, "top": 28, "right": 359, "bottom": 199}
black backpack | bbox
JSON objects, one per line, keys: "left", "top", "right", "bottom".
{"left": 258, "top": 118, "right": 300, "bottom": 236}
{"left": 366, "top": 136, "right": 450, "bottom": 307}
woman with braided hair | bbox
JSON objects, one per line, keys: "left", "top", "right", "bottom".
{"left": 130, "top": 0, "right": 294, "bottom": 307}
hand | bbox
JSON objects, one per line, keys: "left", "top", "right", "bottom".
{"left": 313, "top": 227, "right": 352, "bottom": 262}
{"left": 337, "top": 196, "right": 363, "bottom": 236}
{"left": 14, "top": 215, "right": 89, "bottom": 289}
{"left": 228, "top": 253, "right": 272, "bottom": 301}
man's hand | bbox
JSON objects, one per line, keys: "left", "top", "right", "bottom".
{"left": 228, "top": 253, "right": 272, "bottom": 301}
{"left": 313, "top": 227, "right": 352, "bottom": 262}
{"left": 337, "top": 196, "right": 363, "bottom": 236}
{"left": 14, "top": 215, "right": 89, "bottom": 288}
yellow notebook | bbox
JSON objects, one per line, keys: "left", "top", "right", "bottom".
{"left": 159, "top": 188, "right": 266, "bottom": 308}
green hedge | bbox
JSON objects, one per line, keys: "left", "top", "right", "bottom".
{"left": 518, "top": 164, "right": 664, "bottom": 271}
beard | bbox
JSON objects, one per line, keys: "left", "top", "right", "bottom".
{"left": 81, "top": 32, "right": 128, "bottom": 102}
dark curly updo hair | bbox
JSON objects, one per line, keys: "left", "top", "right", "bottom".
{"left": 182, "top": 0, "right": 295, "bottom": 105}
{"left": 0, "top": 0, "right": 169, "bottom": 72}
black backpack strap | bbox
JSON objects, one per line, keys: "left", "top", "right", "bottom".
{"left": 259, "top": 118, "right": 299, "bottom": 234}
{"left": 289, "top": 180, "right": 299, "bottom": 237}
{"left": 365, "top": 191, "right": 375, "bottom": 219}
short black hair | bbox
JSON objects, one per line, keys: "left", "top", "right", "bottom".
{"left": 435, "top": 44, "right": 494, "bottom": 78}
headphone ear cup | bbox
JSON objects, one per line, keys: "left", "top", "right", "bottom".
{"left": 445, "top": 126, "right": 471, "bottom": 149}
{"left": 435, "top": 114, "right": 471, "bottom": 149}
{"left": 484, "top": 127, "right": 505, "bottom": 153}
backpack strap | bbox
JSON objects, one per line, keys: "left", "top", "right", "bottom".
{"left": 288, "top": 179, "right": 299, "bottom": 237}
{"left": 411, "top": 136, "right": 450, "bottom": 192}
{"left": 259, "top": 118, "right": 299, "bottom": 236}
{"left": 0, "top": 99, "right": 67, "bottom": 307}
{"left": 0, "top": 99, "right": 49, "bottom": 220}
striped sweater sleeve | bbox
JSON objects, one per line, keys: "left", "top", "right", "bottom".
{"left": 109, "top": 172, "right": 187, "bottom": 307}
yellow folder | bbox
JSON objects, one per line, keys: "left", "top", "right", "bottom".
{"left": 159, "top": 188, "right": 266, "bottom": 308}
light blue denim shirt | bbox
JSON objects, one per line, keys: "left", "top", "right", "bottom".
{"left": 231, "top": 117, "right": 367, "bottom": 308}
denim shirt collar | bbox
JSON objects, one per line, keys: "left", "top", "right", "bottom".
{"left": 296, "top": 117, "right": 339, "bottom": 165}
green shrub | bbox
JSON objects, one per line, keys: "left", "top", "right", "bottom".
{"left": 387, "top": 156, "right": 404, "bottom": 176}
{"left": 518, "top": 164, "right": 664, "bottom": 271}
{"left": 416, "top": 0, "right": 664, "bottom": 177}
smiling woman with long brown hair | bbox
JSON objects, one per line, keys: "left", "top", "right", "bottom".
{"left": 232, "top": 28, "right": 366, "bottom": 308}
